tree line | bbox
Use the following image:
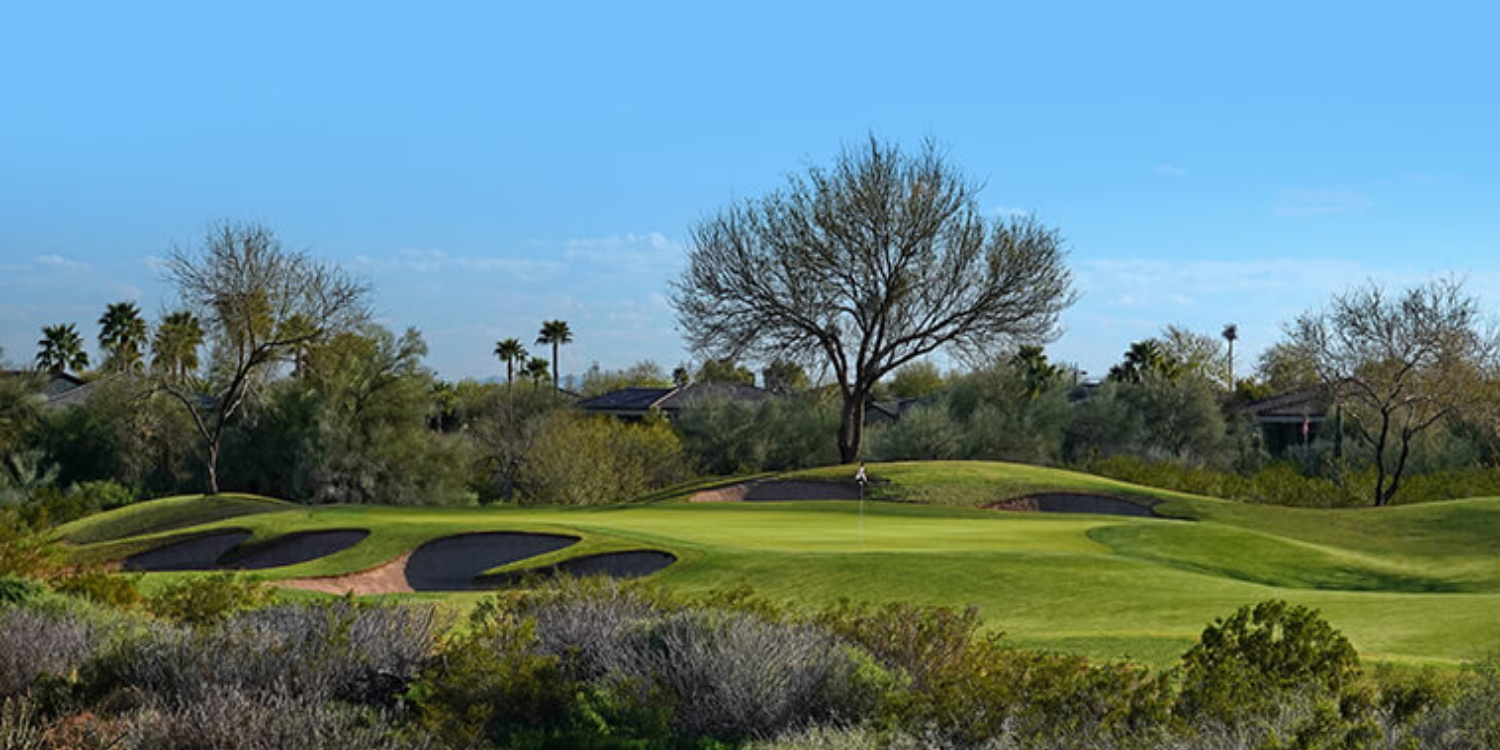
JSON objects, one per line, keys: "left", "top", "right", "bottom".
{"left": 7, "top": 138, "right": 1500, "bottom": 511}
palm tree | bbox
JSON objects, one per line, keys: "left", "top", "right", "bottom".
{"left": 535, "top": 320, "right": 573, "bottom": 392}
{"left": 1221, "top": 323, "right": 1239, "bottom": 390}
{"left": 152, "top": 310, "right": 205, "bottom": 381}
{"left": 523, "top": 356, "right": 550, "bottom": 387}
{"left": 1109, "top": 339, "right": 1179, "bottom": 383}
{"left": 98, "top": 301, "right": 148, "bottom": 373}
{"left": 493, "top": 338, "right": 527, "bottom": 389}
{"left": 35, "top": 323, "right": 89, "bottom": 374}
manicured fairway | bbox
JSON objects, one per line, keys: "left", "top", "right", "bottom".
{"left": 60, "top": 461, "right": 1500, "bottom": 667}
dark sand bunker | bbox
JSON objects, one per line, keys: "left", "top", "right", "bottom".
{"left": 482, "top": 550, "right": 677, "bottom": 585}
{"left": 990, "top": 493, "right": 1159, "bottom": 518}
{"left": 122, "top": 530, "right": 253, "bottom": 572}
{"left": 745, "top": 481, "right": 861, "bottom": 502}
{"left": 220, "top": 530, "right": 370, "bottom": 570}
{"left": 405, "top": 532, "right": 579, "bottom": 592}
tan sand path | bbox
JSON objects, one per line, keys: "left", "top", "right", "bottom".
{"left": 273, "top": 552, "right": 415, "bottom": 595}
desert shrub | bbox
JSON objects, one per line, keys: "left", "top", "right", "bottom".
{"left": 521, "top": 577, "right": 675, "bottom": 681}
{"left": 866, "top": 402, "right": 963, "bottom": 462}
{"left": 0, "top": 608, "right": 98, "bottom": 700}
{"left": 0, "top": 523, "right": 58, "bottom": 579}
{"left": 226, "top": 601, "right": 441, "bottom": 707}
{"left": 1368, "top": 664, "right": 1462, "bottom": 746}
{"left": 1178, "top": 600, "right": 1374, "bottom": 748}
{"left": 947, "top": 361, "right": 1072, "bottom": 464}
{"left": 53, "top": 570, "right": 144, "bottom": 610}
{"left": 520, "top": 411, "right": 691, "bottom": 505}
{"left": 414, "top": 613, "right": 573, "bottom": 747}
{"left": 144, "top": 573, "right": 271, "bottom": 626}
{"left": 86, "top": 601, "right": 439, "bottom": 711}
{"left": 0, "top": 697, "right": 46, "bottom": 750}
{"left": 609, "top": 610, "right": 893, "bottom": 739}
{"left": 813, "top": 601, "right": 983, "bottom": 692}
{"left": 675, "top": 397, "right": 840, "bottom": 474}
{"left": 125, "top": 686, "right": 432, "bottom": 750}
{"left": 0, "top": 576, "right": 47, "bottom": 607}
{"left": 1408, "top": 653, "right": 1500, "bottom": 750}
{"left": 813, "top": 600, "right": 1174, "bottom": 746}
{"left": 1063, "top": 382, "right": 1146, "bottom": 462}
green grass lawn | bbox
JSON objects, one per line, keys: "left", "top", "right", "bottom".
{"left": 58, "top": 460, "right": 1500, "bottom": 667}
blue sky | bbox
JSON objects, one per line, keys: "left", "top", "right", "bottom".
{"left": 3, "top": 2, "right": 1498, "bottom": 383}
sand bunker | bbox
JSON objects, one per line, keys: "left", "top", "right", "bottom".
{"left": 220, "top": 530, "right": 370, "bottom": 570}
{"left": 988, "top": 493, "right": 1158, "bottom": 518}
{"left": 691, "top": 480, "right": 861, "bottom": 503}
{"left": 122, "top": 530, "right": 253, "bottom": 572}
{"left": 405, "top": 532, "right": 580, "bottom": 592}
{"left": 276, "top": 553, "right": 415, "bottom": 596}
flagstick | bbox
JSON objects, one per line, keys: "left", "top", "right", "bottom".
{"left": 859, "top": 482, "right": 864, "bottom": 545}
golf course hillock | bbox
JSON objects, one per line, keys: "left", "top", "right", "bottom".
{"left": 59, "top": 460, "right": 1500, "bottom": 666}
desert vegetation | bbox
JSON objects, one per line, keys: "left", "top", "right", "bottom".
{"left": 0, "top": 573, "right": 1497, "bottom": 749}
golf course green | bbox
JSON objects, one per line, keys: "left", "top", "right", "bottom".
{"left": 58, "top": 461, "right": 1500, "bottom": 667}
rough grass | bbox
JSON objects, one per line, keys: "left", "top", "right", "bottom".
{"left": 60, "top": 461, "right": 1500, "bottom": 667}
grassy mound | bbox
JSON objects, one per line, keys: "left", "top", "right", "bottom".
{"left": 56, "top": 494, "right": 294, "bottom": 545}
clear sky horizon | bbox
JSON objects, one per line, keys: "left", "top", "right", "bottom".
{"left": 4, "top": 2, "right": 1497, "bottom": 385}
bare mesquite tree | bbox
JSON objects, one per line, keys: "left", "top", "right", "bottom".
{"left": 674, "top": 138, "right": 1075, "bottom": 462}
{"left": 164, "top": 221, "right": 368, "bottom": 494}
{"left": 1290, "top": 277, "right": 1500, "bottom": 506}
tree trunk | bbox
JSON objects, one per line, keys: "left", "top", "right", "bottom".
{"left": 838, "top": 392, "right": 866, "bottom": 464}
{"left": 206, "top": 440, "right": 221, "bottom": 496}
{"left": 552, "top": 343, "right": 559, "bottom": 392}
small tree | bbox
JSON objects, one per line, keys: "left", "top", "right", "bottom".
{"left": 674, "top": 138, "right": 1074, "bottom": 462}
{"left": 1290, "top": 278, "right": 1500, "bottom": 506}
{"left": 163, "top": 221, "right": 368, "bottom": 494}
{"left": 695, "top": 358, "right": 755, "bottom": 385}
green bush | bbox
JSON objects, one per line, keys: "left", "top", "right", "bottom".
{"left": 521, "top": 411, "right": 692, "bottom": 505}
{"left": 0, "top": 575, "right": 48, "bottom": 607}
{"left": 1178, "top": 600, "right": 1374, "bottom": 748}
{"left": 414, "top": 613, "right": 573, "bottom": 747}
{"left": 674, "top": 397, "right": 840, "bottom": 475}
{"left": 145, "top": 574, "right": 271, "bottom": 626}
{"left": 53, "top": 571, "right": 144, "bottom": 610}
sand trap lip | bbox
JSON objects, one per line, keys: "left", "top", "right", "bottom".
{"left": 122, "top": 530, "right": 253, "bottom": 572}
{"left": 276, "top": 552, "right": 415, "bottom": 595}
{"left": 691, "top": 480, "right": 862, "bottom": 503}
{"left": 405, "top": 532, "right": 580, "bottom": 592}
{"left": 481, "top": 550, "right": 677, "bottom": 585}
{"left": 219, "top": 530, "right": 370, "bottom": 570}
{"left": 987, "top": 493, "right": 1160, "bottom": 518}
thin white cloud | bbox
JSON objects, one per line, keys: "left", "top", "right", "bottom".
{"left": 353, "top": 249, "right": 563, "bottom": 280}
{"left": 563, "top": 232, "right": 683, "bottom": 274}
{"left": 35, "top": 254, "right": 90, "bottom": 270}
{"left": 1155, "top": 164, "right": 1187, "bottom": 177}
{"left": 1273, "top": 188, "right": 1372, "bottom": 217}
{"left": 993, "top": 206, "right": 1033, "bottom": 218}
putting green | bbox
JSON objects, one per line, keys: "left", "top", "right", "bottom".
{"left": 59, "top": 461, "right": 1500, "bottom": 667}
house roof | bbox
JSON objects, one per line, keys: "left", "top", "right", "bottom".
{"left": 577, "top": 382, "right": 778, "bottom": 417}
{"left": 1246, "top": 385, "right": 1333, "bottom": 423}
{"left": 576, "top": 387, "right": 676, "bottom": 414}
{"left": 657, "top": 382, "right": 775, "bottom": 412}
